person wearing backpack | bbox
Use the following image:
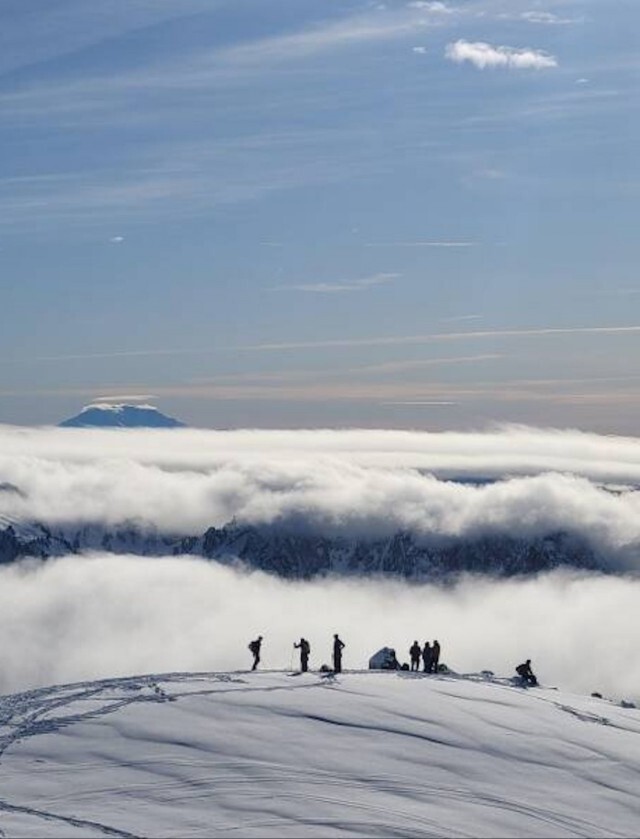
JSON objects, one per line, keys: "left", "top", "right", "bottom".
{"left": 248, "top": 636, "right": 263, "bottom": 671}
{"left": 294, "top": 637, "right": 311, "bottom": 672}
{"left": 515, "top": 659, "right": 537, "bottom": 686}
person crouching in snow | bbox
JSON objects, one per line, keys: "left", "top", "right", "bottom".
{"left": 515, "top": 659, "right": 538, "bottom": 686}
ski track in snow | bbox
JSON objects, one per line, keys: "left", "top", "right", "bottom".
{"left": 0, "top": 671, "right": 638, "bottom": 838}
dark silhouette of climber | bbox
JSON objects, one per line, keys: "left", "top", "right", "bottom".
{"left": 294, "top": 637, "right": 311, "bottom": 672}
{"left": 333, "top": 634, "right": 345, "bottom": 673}
{"left": 422, "top": 641, "right": 433, "bottom": 673}
{"left": 248, "top": 636, "right": 263, "bottom": 671}
{"left": 515, "top": 659, "right": 538, "bottom": 686}
{"left": 409, "top": 641, "right": 421, "bottom": 672}
{"left": 431, "top": 639, "right": 441, "bottom": 674}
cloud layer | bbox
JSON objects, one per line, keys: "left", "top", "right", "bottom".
{"left": 0, "top": 554, "right": 637, "bottom": 700}
{"left": 1, "top": 426, "right": 639, "bottom": 698}
{"left": 1, "top": 426, "right": 640, "bottom": 569}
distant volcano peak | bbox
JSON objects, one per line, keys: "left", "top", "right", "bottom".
{"left": 59, "top": 403, "right": 186, "bottom": 428}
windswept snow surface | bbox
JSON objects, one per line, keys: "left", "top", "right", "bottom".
{"left": 0, "top": 670, "right": 638, "bottom": 838}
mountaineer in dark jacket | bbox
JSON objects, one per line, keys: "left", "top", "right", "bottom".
{"left": 409, "top": 641, "right": 422, "bottom": 672}
{"left": 294, "top": 637, "right": 311, "bottom": 672}
{"left": 515, "top": 659, "right": 537, "bottom": 686}
{"left": 422, "top": 641, "right": 433, "bottom": 674}
{"left": 248, "top": 636, "right": 263, "bottom": 671}
{"left": 333, "top": 634, "right": 345, "bottom": 673}
{"left": 431, "top": 640, "right": 441, "bottom": 674}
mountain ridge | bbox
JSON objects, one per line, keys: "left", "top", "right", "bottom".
{"left": 0, "top": 517, "right": 607, "bottom": 579}
{"left": 59, "top": 403, "right": 185, "bottom": 428}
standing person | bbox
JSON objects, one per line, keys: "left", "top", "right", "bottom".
{"left": 409, "top": 641, "right": 422, "bottom": 672}
{"left": 422, "top": 641, "right": 433, "bottom": 674}
{"left": 431, "top": 639, "right": 441, "bottom": 674}
{"left": 294, "top": 637, "right": 311, "bottom": 672}
{"left": 248, "top": 636, "right": 263, "bottom": 671}
{"left": 332, "top": 634, "right": 345, "bottom": 673}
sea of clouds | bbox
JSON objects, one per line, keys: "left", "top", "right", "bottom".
{"left": 1, "top": 424, "right": 640, "bottom": 568}
{"left": 0, "top": 424, "right": 639, "bottom": 699}
{"left": 0, "top": 553, "right": 638, "bottom": 700}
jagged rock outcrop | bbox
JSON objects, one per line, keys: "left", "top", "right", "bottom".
{"left": 188, "top": 523, "right": 600, "bottom": 578}
{"left": 0, "top": 518, "right": 604, "bottom": 580}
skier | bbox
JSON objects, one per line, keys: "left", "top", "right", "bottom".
{"left": 422, "top": 641, "right": 433, "bottom": 674}
{"left": 515, "top": 659, "right": 538, "bottom": 686}
{"left": 294, "top": 637, "right": 311, "bottom": 672}
{"left": 409, "top": 641, "right": 421, "bottom": 672}
{"left": 333, "top": 634, "right": 345, "bottom": 673}
{"left": 248, "top": 636, "right": 263, "bottom": 671}
{"left": 431, "top": 639, "right": 441, "bottom": 674}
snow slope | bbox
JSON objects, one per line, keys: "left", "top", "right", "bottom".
{"left": 0, "top": 670, "right": 638, "bottom": 838}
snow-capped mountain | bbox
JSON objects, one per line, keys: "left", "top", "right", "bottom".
{"left": 0, "top": 517, "right": 604, "bottom": 579}
{"left": 59, "top": 403, "right": 185, "bottom": 428}
{"left": 0, "top": 669, "right": 638, "bottom": 837}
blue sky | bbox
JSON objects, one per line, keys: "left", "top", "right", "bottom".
{"left": 1, "top": 0, "right": 639, "bottom": 430}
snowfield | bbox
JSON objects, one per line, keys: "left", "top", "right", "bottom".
{"left": 0, "top": 670, "right": 638, "bottom": 838}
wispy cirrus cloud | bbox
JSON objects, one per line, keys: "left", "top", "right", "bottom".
{"left": 347, "top": 354, "right": 500, "bottom": 375}
{"left": 439, "top": 314, "right": 483, "bottom": 323}
{"left": 446, "top": 39, "right": 557, "bottom": 70}
{"left": 0, "top": 4, "right": 448, "bottom": 123}
{"left": 209, "top": 5, "right": 450, "bottom": 70}
{"left": 4, "top": 376, "right": 640, "bottom": 411}
{"left": 407, "top": 1, "right": 458, "bottom": 13}
{"left": 364, "top": 241, "right": 475, "bottom": 248}
{"left": 272, "top": 272, "right": 399, "bottom": 294}
{"left": 518, "top": 11, "right": 582, "bottom": 26}
{"left": 241, "top": 325, "right": 640, "bottom": 352}
{"left": 3, "top": 324, "right": 639, "bottom": 368}
{"left": 188, "top": 354, "right": 502, "bottom": 386}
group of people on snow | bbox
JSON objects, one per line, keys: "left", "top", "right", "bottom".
{"left": 249, "top": 634, "right": 441, "bottom": 675}
{"left": 409, "top": 640, "right": 441, "bottom": 673}
{"left": 249, "top": 634, "right": 345, "bottom": 674}
{"left": 249, "top": 634, "right": 539, "bottom": 687}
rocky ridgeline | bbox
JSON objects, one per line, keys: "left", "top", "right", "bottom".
{"left": 0, "top": 519, "right": 602, "bottom": 579}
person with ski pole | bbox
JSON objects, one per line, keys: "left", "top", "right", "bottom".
{"left": 294, "top": 637, "right": 311, "bottom": 672}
